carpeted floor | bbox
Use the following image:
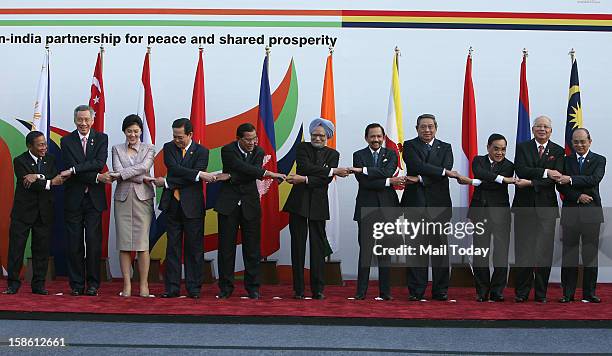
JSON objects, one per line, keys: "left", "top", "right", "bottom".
{"left": 1, "top": 279, "right": 610, "bottom": 321}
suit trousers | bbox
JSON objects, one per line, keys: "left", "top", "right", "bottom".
{"left": 561, "top": 223, "right": 600, "bottom": 298}
{"left": 65, "top": 193, "right": 102, "bottom": 291}
{"left": 164, "top": 197, "right": 204, "bottom": 295}
{"left": 217, "top": 205, "right": 261, "bottom": 295}
{"left": 7, "top": 213, "right": 51, "bottom": 290}
{"left": 290, "top": 214, "right": 326, "bottom": 296}
{"left": 472, "top": 218, "right": 510, "bottom": 298}
{"left": 514, "top": 213, "right": 556, "bottom": 299}
{"left": 356, "top": 221, "right": 391, "bottom": 297}
{"left": 407, "top": 229, "right": 450, "bottom": 298}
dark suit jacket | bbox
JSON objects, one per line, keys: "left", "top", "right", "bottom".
{"left": 352, "top": 147, "right": 400, "bottom": 221}
{"left": 282, "top": 142, "right": 339, "bottom": 221}
{"left": 512, "top": 139, "right": 564, "bottom": 218}
{"left": 10, "top": 151, "right": 57, "bottom": 224}
{"left": 400, "top": 137, "right": 453, "bottom": 221}
{"left": 61, "top": 129, "right": 108, "bottom": 212}
{"left": 214, "top": 141, "right": 265, "bottom": 221}
{"left": 468, "top": 155, "right": 514, "bottom": 224}
{"left": 159, "top": 141, "right": 209, "bottom": 219}
{"left": 557, "top": 151, "right": 605, "bottom": 225}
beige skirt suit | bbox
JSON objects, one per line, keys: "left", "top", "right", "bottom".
{"left": 112, "top": 141, "right": 156, "bottom": 252}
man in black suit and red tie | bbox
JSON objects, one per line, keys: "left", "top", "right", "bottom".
{"left": 3, "top": 131, "right": 64, "bottom": 295}
{"left": 60, "top": 105, "right": 112, "bottom": 297}
{"left": 457, "top": 133, "right": 516, "bottom": 302}
{"left": 512, "top": 115, "right": 564, "bottom": 303}
{"left": 214, "top": 123, "right": 285, "bottom": 300}
{"left": 283, "top": 118, "right": 350, "bottom": 300}
{"left": 555, "top": 128, "right": 605, "bottom": 303}
{"left": 400, "top": 113, "right": 458, "bottom": 301}
{"left": 147, "top": 118, "right": 217, "bottom": 299}
{"left": 350, "top": 123, "right": 417, "bottom": 301}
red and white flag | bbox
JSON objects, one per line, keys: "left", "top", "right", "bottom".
{"left": 460, "top": 50, "right": 478, "bottom": 207}
{"left": 89, "top": 50, "right": 105, "bottom": 131}
{"left": 138, "top": 48, "right": 156, "bottom": 146}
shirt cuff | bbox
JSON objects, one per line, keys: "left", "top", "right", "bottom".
{"left": 305, "top": 176, "right": 309, "bottom": 184}
{"left": 328, "top": 169, "right": 333, "bottom": 177}
{"left": 385, "top": 178, "right": 390, "bottom": 187}
{"left": 71, "top": 167, "right": 76, "bottom": 174}
{"left": 471, "top": 179, "right": 482, "bottom": 186}
{"left": 569, "top": 177, "right": 573, "bottom": 185}
{"left": 418, "top": 175, "right": 423, "bottom": 184}
{"left": 95, "top": 173, "right": 99, "bottom": 183}
{"left": 164, "top": 178, "right": 169, "bottom": 189}
{"left": 495, "top": 175, "right": 504, "bottom": 184}
{"left": 363, "top": 167, "right": 368, "bottom": 175}
{"left": 45, "top": 180, "right": 51, "bottom": 190}
{"left": 195, "top": 172, "right": 200, "bottom": 182}
{"left": 543, "top": 169, "right": 548, "bottom": 179}
{"left": 441, "top": 169, "right": 446, "bottom": 176}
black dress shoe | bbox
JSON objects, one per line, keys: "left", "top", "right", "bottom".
{"left": 248, "top": 291, "right": 260, "bottom": 300}
{"left": 312, "top": 293, "right": 325, "bottom": 300}
{"left": 85, "top": 287, "right": 98, "bottom": 296}
{"left": 32, "top": 289, "right": 49, "bottom": 295}
{"left": 379, "top": 294, "right": 394, "bottom": 301}
{"left": 2, "top": 287, "right": 18, "bottom": 295}
{"left": 535, "top": 297, "right": 547, "bottom": 303}
{"left": 582, "top": 296, "right": 601, "bottom": 303}
{"left": 216, "top": 292, "right": 231, "bottom": 299}
{"left": 353, "top": 294, "right": 365, "bottom": 300}
{"left": 70, "top": 289, "right": 84, "bottom": 296}
{"left": 294, "top": 294, "right": 305, "bottom": 300}
{"left": 408, "top": 295, "right": 424, "bottom": 301}
{"left": 490, "top": 295, "right": 505, "bottom": 302}
{"left": 188, "top": 293, "right": 200, "bottom": 299}
{"left": 558, "top": 296, "right": 575, "bottom": 303}
{"left": 432, "top": 294, "right": 448, "bottom": 301}
{"left": 514, "top": 296, "right": 527, "bottom": 303}
{"left": 160, "top": 292, "right": 179, "bottom": 298}
{"left": 476, "top": 296, "right": 488, "bottom": 302}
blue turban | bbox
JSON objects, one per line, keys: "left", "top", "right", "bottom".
{"left": 309, "top": 117, "right": 335, "bottom": 138}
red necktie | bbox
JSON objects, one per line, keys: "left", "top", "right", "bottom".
{"left": 538, "top": 145, "right": 544, "bottom": 158}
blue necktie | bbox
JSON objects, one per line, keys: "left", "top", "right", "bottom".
{"left": 578, "top": 156, "right": 584, "bottom": 174}
{"left": 372, "top": 151, "right": 379, "bottom": 165}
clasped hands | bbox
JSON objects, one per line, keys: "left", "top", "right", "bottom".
{"left": 546, "top": 169, "right": 572, "bottom": 185}
{"left": 22, "top": 173, "right": 66, "bottom": 188}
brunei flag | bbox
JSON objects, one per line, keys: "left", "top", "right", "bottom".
{"left": 565, "top": 54, "right": 583, "bottom": 155}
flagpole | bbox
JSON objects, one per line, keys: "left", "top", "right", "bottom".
{"left": 569, "top": 47, "right": 576, "bottom": 62}
{"left": 263, "top": 45, "right": 270, "bottom": 264}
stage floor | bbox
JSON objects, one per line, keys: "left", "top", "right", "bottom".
{"left": 1, "top": 280, "right": 611, "bottom": 325}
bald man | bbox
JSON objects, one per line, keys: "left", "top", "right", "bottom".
{"left": 512, "top": 115, "right": 564, "bottom": 303}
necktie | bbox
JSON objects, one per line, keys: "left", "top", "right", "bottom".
{"left": 538, "top": 145, "right": 545, "bottom": 158}
{"left": 490, "top": 161, "right": 497, "bottom": 171}
{"left": 578, "top": 156, "right": 585, "bottom": 174}
{"left": 173, "top": 148, "right": 187, "bottom": 201}
{"left": 37, "top": 157, "right": 42, "bottom": 173}
{"left": 372, "top": 151, "right": 379, "bottom": 165}
{"left": 424, "top": 143, "right": 432, "bottom": 159}
{"left": 82, "top": 137, "right": 88, "bottom": 156}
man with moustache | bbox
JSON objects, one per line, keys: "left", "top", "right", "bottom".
{"left": 457, "top": 133, "right": 516, "bottom": 302}
{"left": 60, "top": 105, "right": 112, "bottom": 297}
{"left": 350, "top": 123, "right": 418, "bottom": 300}
{"left": 3, "top": 131, "right": 64, "bottom": 295}
{"left": 401, "top": 113, "right": 458, "bottom": 301}
{"left": 214, "top": 123, "right": 286, "bottom": 299}
{"left": 512, "top": 115, "right": 564, "bottom": 303}
{"left": 283, "top": 118, "right": 350, "bottom": 300}
{"left": 555, "top": 128, "right": 605, "bottom": 303}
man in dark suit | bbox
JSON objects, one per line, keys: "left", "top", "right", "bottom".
{"left": 512, "top": 115, "right": 564, "bottom": 303}
{"left": 147, "top": 118, "right": 215, "bottom": 299}
{"left": 458, "top": 133, "right": 516, "bottom": 302}
{"left": 401, "top": 113, "right": 458, "bottom": 301}
{"left": 555, "top": 128, "right": 605, "bottom": 303}
{"left": 60, "top": 105, "right": 112, "bottom": 296}
{"left": 283, "top": 118, "right": 350, "bottom": 300}
{"left": 3, "top": 131, "right": 64, "bottom": 295}
{"left": 350, "top": 123, "right": 416, "bottom": 300}
{"left": 214, "top": 123, "right": 285, "bottom": 299}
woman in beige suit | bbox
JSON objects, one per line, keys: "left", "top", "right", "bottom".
{"left": 111, "top": 114, "right": 156, "bottom": 297}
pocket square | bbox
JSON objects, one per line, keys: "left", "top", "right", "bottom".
{"left": 547, "top": 155, "right": 555, "bottom": 161}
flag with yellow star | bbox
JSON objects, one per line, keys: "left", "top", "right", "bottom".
{"left": 565, "top": 56, "right": 582, "bottom": 155}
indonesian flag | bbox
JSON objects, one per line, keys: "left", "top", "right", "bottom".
{"left": 321, "top": 53, "right": 339, "bottom": 254}
{"left": 384, "top": 52, "right": 404, "bottom": 178}
{"left": 256, "top": 55, "right": 280, "bottom": 257}
{"left": 88, "top": 49, "right": 112, "bottom": 260}
{"left": 460, "top": 51, "right": 478, "bottom": 207}
{"left": 190, "top": 48, "right": 207, "bottom": 204}
{"left": 138, "top": 49, "right": 156, "bottom": 146}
